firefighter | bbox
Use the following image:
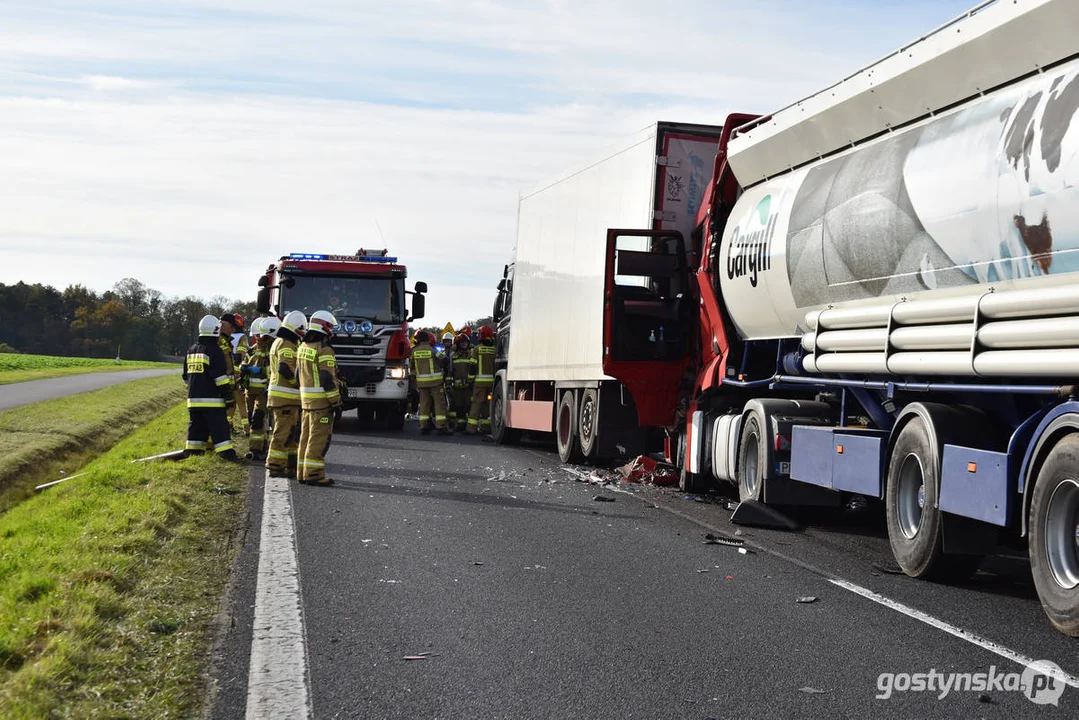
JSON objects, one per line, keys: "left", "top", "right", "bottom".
{"left": 467, "top": 325, "right": 496, "bottom": 435}
{"left": 439, "top": 330, "right": 456, "bottom": 425}
{"left": 450, "top": 333, "right": 475, "bottom": 432}
{"left": 297, "top": 310, "right": 341, "bottom": 485}
{"left": 410, "top": 330, "right": 450, "bottom": 435}
{"left": 182, "top": 315, "right": 241, "bottom": 461}
{"left": 266, "top": 310, "right": 307, "bottom": 479}
{"left": 242, "top": 316, "right": 279, "bottom": 460}
{"left": 219, "top": 313, "right": 250, "bottom": 435}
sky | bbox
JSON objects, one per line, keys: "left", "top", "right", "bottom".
{"left": 0, "top": 0, "right": 978, "bottom": 327}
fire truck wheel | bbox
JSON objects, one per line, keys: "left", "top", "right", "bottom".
{"left": 737, "top": 413, "right": 765, "bottom": 502}
{"left": 556, "top": 390, "right": 582, "bottom": 464}
{"left": 1028, "top": 433, "right": 1079, "bottom": 636}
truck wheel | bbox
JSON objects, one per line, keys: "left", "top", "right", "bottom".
{"left": 386, "top": 404, "right": 406, "bottom": 431}
{"left": 884, "top": 417, "right": 979, "bottom": 579}
{"left": 1028, "top": 434, "right": 1079, "bottom": 636}
{"left": 737, "top": 413, "right": 765, "bottom": 502}
{"left": 556, "top": 390, "right": 582, "bottom": 464}
{"left": 491, "top": 382, "right": 520, "bottom": 446}
{"left": 578, "top": 388, "right": 599, "bottom": 461}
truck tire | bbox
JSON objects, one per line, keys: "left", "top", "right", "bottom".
{"left": 737, "top": 413, "right": 765, "bottom": 502}
{"left": 884, "top": 417, "right": 983, "bottom": 580}
{"left": 490, "top": 381, "right": 520, "bottom": 446}
{"left": 556, "top": 390, "right": 582, "bottom": 464}
{"left": 1028, "top": 433, "right": 1079, "bottom": 636}
{"left": 578, "top": 388, "right": 599, "bottom": 461}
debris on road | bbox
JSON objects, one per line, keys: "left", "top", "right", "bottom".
{"left": 702, "top": 532, "right": 744, "bottom": 547}
{"left": 615, "top": 455, "right": 678, "bottom": 486}
{"left": 795, "top": 596, "right": 818, "bottom": 604}
{"left": 592, "top": 494, "right": 615, "bottom": 503}
{"left": 737, "top": 547, "right": 754, "bottom": 555}
{"left": 403, "top": 652, "right": 433, "bottom": 661}
{"left": 472, "top": 561, "right": 485, "bottom": 566}
{"left": 978, "top": 693, "right": 996, "bottom": 704}
{"left": 730, "top": 500, "right": 800, "bottom": 531}
{"left": 798, "top": 686, "right": 827, "bottom": 694}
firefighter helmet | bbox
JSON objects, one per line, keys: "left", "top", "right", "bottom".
{"left": 441, "top": 331, "right": 454, "bottom": 344}
{"left": 281, "top": 310, "right": 308, "bottom": 335}
{"left": 478, "top": 325, "right": 494, "bottom": 341}
{"left": 260, "top": 316, "right": 282, "bottom": 338}
{"left": 414, "top": 330, "right": 430, "bottom": 345}
{"left": 198, "top": 314, "right": 221, "bottom": 337}
{"left": 309, "top": 310, "right": 339, "bottom": 336}
{"left": 454, "top": 332, "right": 470, "bottom": 347}
{"left": 249, "top": 317, "right": 263, "bottom": 337}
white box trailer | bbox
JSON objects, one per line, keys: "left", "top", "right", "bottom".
{"left": 490, "top": 121, "right": 722, "bottom": 462}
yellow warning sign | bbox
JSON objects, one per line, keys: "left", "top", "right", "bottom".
{"left": 441, "top": 322, "right": 455, "bottom": 336}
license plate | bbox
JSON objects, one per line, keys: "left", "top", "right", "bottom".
{"left": 776, "top": 461, "right": 790, "bottom": 475}
{"left": 347, "top": 387, "right": 362, "bottom": 398}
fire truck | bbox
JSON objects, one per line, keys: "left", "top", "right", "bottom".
{"left": 256, "top": 249, "right": 426, "bottom": 429}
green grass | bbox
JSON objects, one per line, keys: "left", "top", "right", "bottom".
{"left": 0, "top": 375, "right": 187, "bottom": 513}
{"left": 0, "top": 404, "right": 249, "bottom": 719}
{"left": 0, "top": 354, "right": 178, "bottom": 385}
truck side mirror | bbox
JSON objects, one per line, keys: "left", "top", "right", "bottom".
{"left": 497, "top": 278, "right": 506, "bottom": 292}
{"left": 256, "top": 288, "right": 271, "bottom": 314}
{"left": 492, "top": 296, "right": 502, "bottom": 322}
{"left": 257, "top": 276, "right": 269, "bottom": 288}
{"left": 283, "top": 277, "right": 296, "bottom": 289}
{"left": 410, "top": 292, "right": 426, "bottom": 321}
{"left": 415, "top": 281, "right": 428, "bottom": 293}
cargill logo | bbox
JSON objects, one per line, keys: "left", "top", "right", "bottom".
{"left": 727, "top": 195, "right": 777, "bottom": 288}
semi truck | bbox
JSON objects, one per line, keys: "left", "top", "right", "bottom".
{"left": 490, "top": 121, "right": 723, "bottom": 462}
{"left": 255, "top": 250, "right": 426, "bottom": 429}
{"left": 499, "top": 0, "right": 1079, "bottom": 636}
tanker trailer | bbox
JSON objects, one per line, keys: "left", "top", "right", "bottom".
{"left": 598, "top": 0, "right": 1079, "bottom": 636}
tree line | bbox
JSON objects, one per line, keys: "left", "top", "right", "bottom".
{"left": 0, "top": 279, "right": 256, "bottom": 361}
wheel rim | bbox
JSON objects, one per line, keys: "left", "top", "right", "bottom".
{"left": 559, "top": 402, "right": 571, "bottom": 449}
{"left": 743, "top": 433, "right": 759, "bottom": 497}
{"left": 897, "top": 453, "right": 925, "bottom": 540}
{"left": 580, "top": 395, "right": 595, "bottom": 446}
{"left": 1044, "top": 477, "right": 1079, "bottom": 590}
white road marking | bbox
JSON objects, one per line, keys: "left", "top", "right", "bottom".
{"left": 245, "top": 474, "right": 312, "bottom": 719}
{"left": 829, "top": 577, "right": 1079, "bottom": 688}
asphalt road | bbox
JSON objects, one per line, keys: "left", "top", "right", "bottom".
{"left": 209, "top": 420, "right": 1078, "bottom": 719}
{"left": 0, "top": 368, "right": 179, "bottom": 411}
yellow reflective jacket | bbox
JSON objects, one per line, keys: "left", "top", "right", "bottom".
{"left": 298, "top": 339, "right": 340, "bottom": 410}
{"left": 267, "top": 336, "right": 301, "bottom": 407}
{"left": 410, "top": 341, "right": 444, "bottom": 389}
{"left": 472, "top": 341, "right": 495, "bottom": 385}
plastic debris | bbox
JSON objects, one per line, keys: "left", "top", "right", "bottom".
{"left": 592, "top": 495, "right": 615, "bottom": 502}
{"left": 614, "top": 455, "right": 678, "bottom": 486}
{"left": 703, "top": 532, "right": 744, "bottom": 547}
{"left": 738, "top": 547, "right": 754, "bottom": 555}
{"left": 403, "top": 652, "right": 432, "bottom": 661}
{"left": 730, "top": 500, "right": 800, "bottom": 530}
{"left": 472, "top": 561, "right": 484, "bottom": 566}
{"left": 799, "top": 686, "right": 827, "bottom": 694}
{"left": 796, "top": 596, "right": 818, "bottom": 604}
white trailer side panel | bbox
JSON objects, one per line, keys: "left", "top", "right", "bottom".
{"left": 508, "top": 126, "right": 659, "bottom": 382}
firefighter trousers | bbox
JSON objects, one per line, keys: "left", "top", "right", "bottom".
{"left": 467, "top": 383, "right": 492, "bottom": 434}
{"left": 452, "top": 387, "right": 472, "bottom": 430}
{"left": 417, "top": 386, "right": 447, "bottom": 429}
{"left": 228, "top": 386, "right": 249, "bottom": 433}
{"left": 186, "top": 408, "right": 234, "bottom": 454}
{"left": 247, "top": 391, "right": 268, "bottom": 453}
{"left": 266, "top": 406, "right": 301, "bottom": 475}
{"left": 298, "top": 408, "right": 335, "bottom": 483}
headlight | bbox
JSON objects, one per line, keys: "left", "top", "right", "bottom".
{"left": 385, "top": 367, "right": 408, "bottom": 380}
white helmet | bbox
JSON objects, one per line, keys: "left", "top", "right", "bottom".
{"left": 198, "top": 314, "right": 221, "bottom": 337}
{"left": 260, "top": 316, "right": 282, "bottom": 338}
{"left": 309, "top": 310, "right": 339, "bottom": 336}
{"left": 248, "top": 317, "right": 263, "bottom": 338}
{"left": 281, "top": 310, "right": 308, "bottom": 336}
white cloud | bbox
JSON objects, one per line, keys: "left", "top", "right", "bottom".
{"left": 0, "top": 0, "right": 976, "bottom": 326}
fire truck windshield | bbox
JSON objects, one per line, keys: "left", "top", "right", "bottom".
{"left": 281, "top": 274, "right": 405, "bottom": 323}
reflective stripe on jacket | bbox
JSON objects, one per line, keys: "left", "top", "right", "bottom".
{"left": 472, "top": 343, "right": 495, "bottom": 384}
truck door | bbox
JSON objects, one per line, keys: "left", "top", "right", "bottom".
{"left": 603, "top": 229, "right": 692, "bottom": 428}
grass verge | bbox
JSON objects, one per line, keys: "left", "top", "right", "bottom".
{"left": 0, "top": 403, "right": 249, "bottom": 718}
{"left": 0, "top": 354, "right": 178, "bottom": 385}
{"left": 0, "top": 375, "right": 187, "bottom": 513}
